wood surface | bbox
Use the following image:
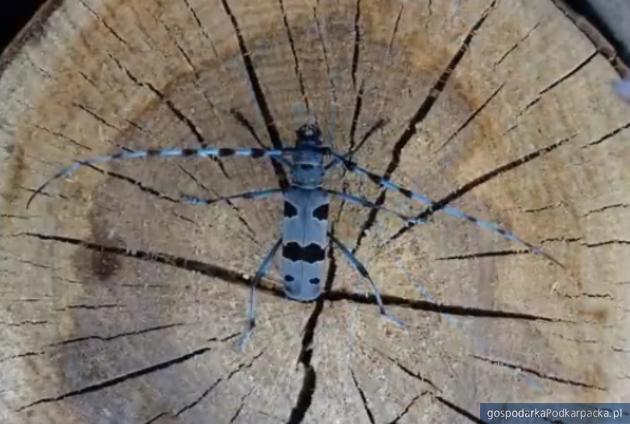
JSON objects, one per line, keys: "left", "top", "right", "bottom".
{"left": 1, "top": 0, "right": 629, "bottom": 422}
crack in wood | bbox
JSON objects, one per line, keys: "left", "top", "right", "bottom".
{"left": 380, "top": 351, "right": 440, "bottom": 391}
{"left": 49, "top": 322, "right": 188, "bottom": 347}
{"left": 350, "top": 368, "right": 376, "bottom": 424}
{"left": 32, "top": 124, "right": 93, "bottom": 151}
{"left": 435, "top": 396, "right": 488, "bottom": 424}
{"left": 312, "top": 3, "right": 337, "bottom": 104}
{"left": 0, "top": 323, "right": 191, "bottom": 363}
{"left": 143, "top": 412, "right": 168, "bottom": 424}
{"left": 435, "top": 249, "right": 530, "bottom": 260}
{"left": 435, "top": 83, "right": 505, "bottom": 152}
{"left": 350, "top": 118, "right": 388, "bottom": 158}
{"left": 220, "top": 0, "right": 289, "bottom": 189}
{"left": 553, "top": 333, "right": 598, "bottom": 344}
{"left": 171, "top": 211, "right": 197, "bottom": 226}
{"left": 18, "top": 232, "right": 567, "bottom": 323}
{"left": 351, "top": 0, "right": 362, "bottom": 90}
{"left": 78, "top": 71, "right": 100, "bottom": 90}
{"left": 73, "top": 102, "right": 122, "bottom": 132}
{"left": 106, "top": 53, "right": 231, "bottom": 178}
{"left": 229, "top": 388, "right": 254, "bottom": 423}
{"left": 20, "top": 231, "right": 252, "bottom": 287}
{"left": 386, "top": 394, "right": 424, "bottom": 424}
{"left": 583, "top": 203, "right": 629, "bottom": 217}
{"left": 353, "top": 0, "right": 498, "bottom": 252}
{"left": 54, "top": 303, "right": 123, "bottom": 311}
{"left": 542, "top": 236, "right": 630, "bottom": 248}
{"left": 12, "top": 257, "right": 53, "bottom": 270}
{"left": 0, "top": 213, "right": 35, "bottom": 220}
{"left": 472, "top": 354, "right": 607, "bottom": 391}
{"left": 329, "top": 290, "right": 563, "bottom": 322}
{"left": 493, "top": 21, "right": 542, "bottom": 68}
{"left": 385, "top": 135, "right": 573, "bottom": 246}
{"left": 0, "top": 351, "right": 45, "bottom": 364}
{"left": 540, "top": 236, "right": 583, "bottom": 244}
{"left": 521, "top": 202, "right": 566, "bottom": 214}
{"left": 152, "top": 11, "right": 225, "bottom": 125}
{"left": 124, "top": 119, "right": 149, "bottom": 133}
{"left": 556, "top": 292, "right": 613, "bottom": 300}
{"left": 85, "top": 164, "right": 179, "bottom": 203}
{"left": 0, "top": 319, "right": 49, "bottom": 327}
{"left": 278, "top": 0, "right": 310, "bottom": 113}
{"left": 16, "top": 333, "right": 238, "bottom": 412}
{"left": 181, "top": 0, "right": 221, "bottom": 58}
{"left": 387, "top": 3, "right": 404, "bottom": 56}
{"left": 77, "top": 0, "right": 131, "bottom": 48}
{"left": 349, "top": 82, "right": 364, "bottom": 153}
{"left": 16, "top": 343, "right": 220, "bottom": 411}
{"left": 582, "top": 120, "right": 630, "bottom": 148}
{"left": 516, "top": 50, "right": 598, "bottom": 117}
{"left": 220, "top": 0, "right": 276, "bottom": 140}
{"left": 584, "top": 239, "right": 630, "bottom": 248}
{"left": 171, "top": 350, "right": 264, "bottom": 419}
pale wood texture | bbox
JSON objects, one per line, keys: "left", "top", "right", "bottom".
{"left": 1, "top": 0, "right": 629, "bottom": 423}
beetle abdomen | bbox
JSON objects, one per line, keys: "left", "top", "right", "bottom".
{"left": 281, "top": 188, "right": 329, "bottom": 301}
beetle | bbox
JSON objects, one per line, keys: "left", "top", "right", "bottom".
{"left": 27, "top": 123, "right": 544, "bottom": 349}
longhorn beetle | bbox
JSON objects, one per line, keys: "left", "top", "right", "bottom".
{"left": 27, "top": 123, "right": 544, "bottom": 349}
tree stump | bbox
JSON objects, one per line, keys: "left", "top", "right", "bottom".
{"left": 1, "top": 0, "right": 628, "bottom": 422}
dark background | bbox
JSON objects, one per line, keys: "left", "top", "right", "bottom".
{"left": 0, "top": 1, "right": 628, "bottom": 65}
{"left": 0, "top": 0, "right": 47, "bottom": 53}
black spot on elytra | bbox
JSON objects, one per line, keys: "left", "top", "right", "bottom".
{"left": 309, "top": 278, "right": 320, "bottom": 285}
{"left": 284, "top": 274, "right": 295, "bottom": 282}
{"left": 147, "top": 149, "right": 161, "bottom": 157}
{"left": 312, "top": 204, "right": 329, "bottom": 221}
{"left": 284, "top": 201, "right": 298, "bottom": 218}
{"left": 283, "top": 242, "right": 325, "bottom": 264}
{"left": 112, "top": 152, "right": 124, "bottom": 160}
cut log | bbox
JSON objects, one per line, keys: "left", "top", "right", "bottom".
{"left": 1, "top": 0, "right": 628, "bottom": 422}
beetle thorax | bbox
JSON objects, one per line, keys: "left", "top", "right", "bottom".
{"left": 291, "top": 123, "right": 325, "bottom": 189}
{"left": 291, "top": 152, "right": 324, "bottom": 189}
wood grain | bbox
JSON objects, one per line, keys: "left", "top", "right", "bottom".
{"left": 1, "top": 0, "right": 628, "bottom": 422}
